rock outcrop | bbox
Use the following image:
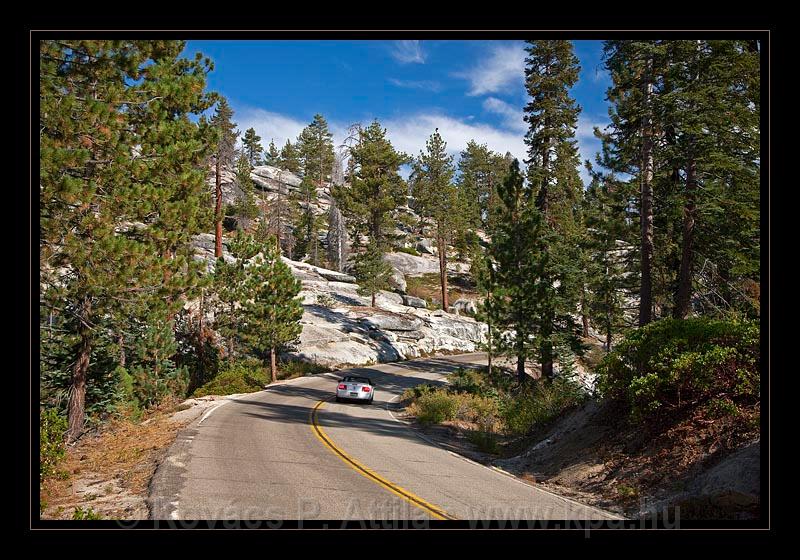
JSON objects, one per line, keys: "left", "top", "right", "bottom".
{"left": 188, "top": 237, "right": 488, "bottom": 369}
{"left": 286, "top": 258, "right": 488, "bottom": 368}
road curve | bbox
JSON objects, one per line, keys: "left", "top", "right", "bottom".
{"left": 150, "top": 352, "right": 619, "bottom": 521}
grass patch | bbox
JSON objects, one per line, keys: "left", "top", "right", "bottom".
{"left": 403, "top": 366, "right": 585, "bottom": 443}
{"left": 396, "top": 246, "right": 420, "bottom": 257}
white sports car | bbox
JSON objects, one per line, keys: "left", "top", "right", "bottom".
{"left": 335, "top": 375, "right": 375, "bottom": 404}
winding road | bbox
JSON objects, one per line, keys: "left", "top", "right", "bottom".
{"left": 149, "top": 352, "right": 618, "bottom": 521}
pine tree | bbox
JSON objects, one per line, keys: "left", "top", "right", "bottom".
{"left": 352, "top": 240, "right": 394, "bottom": 307}
{"left": 482, "top": 160, "right": 546, "bottom": 383}
{"left": 279, "top": 139, "right": 301, "bottom": 174}
{"left": 410, "top": 129, "right": 463, "bottom": 310}
{"left": 293, "top": 176, "right": 322, "bottom": 265}
{"left": 523, "top": 40, "right": 585, "bottom": 379}
{"left": 297, "top": 114, "right": 335, "bottom": 185}
{"left": 241, "top": 127, "right": 264, "bottom": 167}
{"left": 457, "top": 141, "right": 509, "bottom": 231}
{"left": 40, "top": 40, "right": 216, "bottom": 440}
{"left": 331, "top": 120, "right": 409, "bottom": 248}
{"left": 210, "top": 98, "right": 239, "bottom": 257}
{"left": 600, "top": 40, "right": 760, "bottom": 321}
{"left": 265, "top": 139, "right": 280, "bottom": 167}
{"left": 581, "top": 165, "right": 637, "bottom": 350}
{"left": 233, "top": 152, "right": 260, "bottom": 220}
{"left": 239, "top": 238, "right": 304, "bottom": 382}
{"left": 211, "top": 231, "right": 262, "bottom": 361}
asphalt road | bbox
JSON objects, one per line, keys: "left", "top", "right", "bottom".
{"left": 149, "top": 352, "right": 619, "bottom": 522}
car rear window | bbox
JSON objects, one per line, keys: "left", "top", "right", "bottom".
{"left": 343, "top": 376, "right": 371, "bottom": 384}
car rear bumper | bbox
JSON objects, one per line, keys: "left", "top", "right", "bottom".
{"left": 336, "top": 389, "right": 373, "bottom": 401}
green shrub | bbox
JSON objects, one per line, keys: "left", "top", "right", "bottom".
{"left": 448, "top": 368, "right": 485, "bottom": 395}
{"left": 72, "top": 506, "right": 102, "bottom": 520}
{"left": 597, "top": 317, "right": 759, "bottom": 420}
{"left": 396, "top": 246, "right": 420, "bottom": 257}
{"left": 192, "top": 360, "right": 268, "bottom": 397}
{"left": 413, "top": 391, "right": 461, "bottom": 425}
{"left": 40, "top": 408, "right": 67, "bottom": 479}
{"left": 705, "top": 396, "right": 740, "bottom": 419}
{"left": 455, "top": 393, "right": 500, "bottom": 425}
{"left": 278, "top": 360, "right": 328, "bottom": 378}
{"left": 500, "top": 378, "right": 585, "bottom": 436}
{"left": 467, "top": 430, "right": 500, "bottom": 454}
{"left": 401, "top": 383, "right": 438, "bottom": 402}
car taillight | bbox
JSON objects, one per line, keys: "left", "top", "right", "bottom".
{"left": 362, "top": 386, "right": 371, "bottom": 392}
{"left": 338, "top": 384, "right": 346, "bottom": 390}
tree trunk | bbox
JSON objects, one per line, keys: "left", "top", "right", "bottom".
{"left": 371, "top": 292, "right": 376, "bottom": 308}
{"left": 674, "top": 157, "right": 697, "bottom": 319}
{"left": 487, "top": 289, "right": 493, "bottom": 376}
{"left": 66, "top": 297, "right": 92, "bottom": 443}
{"left": 580, "top": 284, "right": 590, "bottom": 338}
{"left": 516, "top": 354, "right": 526, "bottom": 384}
{"left": 639, "top": 57, "right": 655, "bottom": 327}
{"left": 270, "top": 347, "right": 277, "bottom": 383}
{"left": 117, "top": 332, "right": 125, "bottom": 368}
{"left": 215, "top": 157, "right": 223, "bottom": 258}
{"left": 541, "top": 334, "right": 554, "bottom": 381}
{"left": 438, "top": 232, "right": 448, "bottom": 310}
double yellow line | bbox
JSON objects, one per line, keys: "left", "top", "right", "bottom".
{"left": 310, "top": 399, "right": 456, "bottom": 521}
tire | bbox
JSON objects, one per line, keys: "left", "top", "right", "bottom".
{"left": 335, "top": 396, "right": 341, "bottom": 403}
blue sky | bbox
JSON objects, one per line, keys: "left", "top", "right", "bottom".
{"left": 183, "top": 40, "right": 612, "bottom": 184}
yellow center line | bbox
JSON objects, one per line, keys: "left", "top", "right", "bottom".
{"left": 309, "top": 399, "right": 456, "bottom": 521}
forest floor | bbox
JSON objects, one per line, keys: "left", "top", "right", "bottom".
{"left": 39, "top": 396, "right": 224, "bottom": 521}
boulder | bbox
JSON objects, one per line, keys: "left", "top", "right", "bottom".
{"left": 451, "top": 299, "right": 478, "bottom": 316}
{"left": 361, "top": 314, "right": 424, "bottom": 332}
{"left": 389, "top": 269, "right": 407, "bottom": 293}
{"left": 687, "top": 440, "right": 760, "bottom": 509}
{"left": 384, "top": 251, "right": 440, "bottom": 277}
{"left": 402, "top": 295, "right": 428, "bottom": 309}
{"left": 416, "top": 238, "right": 436, "bottom": 255}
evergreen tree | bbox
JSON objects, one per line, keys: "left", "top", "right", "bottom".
{"left": 239, "top": 238, "right": 304, "bottom": 382}
{"left": 293, "top": 176, "right": 322, "bottom": 265}
{"left": 601, "top": 40, "right": 666, "bottom": 325}
{"left": 523, "top": 40, "right": 585, "bottom": 380}
{"left": 297, "top": 114, "right": 335, "bottom": 185}
{"left": 352, "top": 240, "right": 394, "bottom": 307}
{"left": 211, "top": 231, "right": 261, "bottom": 361}
{"left": 482, "top": 160, "right": 546, "bottom": 384}
{"left": 210, "top": 98, "right": 239, "bottom": 257}
{"left": 410, "top": 129, "right": 464, "bottom": 310}
{"left": 581, "top": 166, "right": 637, "bottom": 350}
{"left": 265, "top": 139, "right": 280, "bottom": 167}
{"left": 40, "top": 40, "right": 216, "bottom": 440}
{"left": 457, "top": 141, "right": 509, "bottom": 231}
{"left": 279, "top": 139, "right": 301, "bottom": 174}
{"left": 233, "top": 152, "right": 260, "bottom": 219}
{"left": 241, "top": 127, "right": 264, "bottom": 167}
{"left": 600, "top": 40, "right": 760, "bottom": 321}
{"left": 331, "top": 120, "right": 409, "bottom": 248}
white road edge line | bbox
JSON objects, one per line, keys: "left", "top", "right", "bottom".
{"left": 383, "top": 392, "right": 623, "bottom": 520}
{"left": 197, "top": 400, "right": 229, "bottom": 425}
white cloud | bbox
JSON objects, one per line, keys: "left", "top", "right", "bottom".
{"left": 482, "top": 97, "right": 526, "bottom": 133}
{"left": 388, "top": 78, "right": 442, "bottom": 92}
{"left": 382, "top": 112, "right": 527, "bottom": 164}
{"left": 455, "top": 42, "right": 526, "bottom": 96}
{"left": 390, "top": 40, "right": 425, "bottom": 64}
{"left": 234, "top": 107, "right": 352, "bottom": 155}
